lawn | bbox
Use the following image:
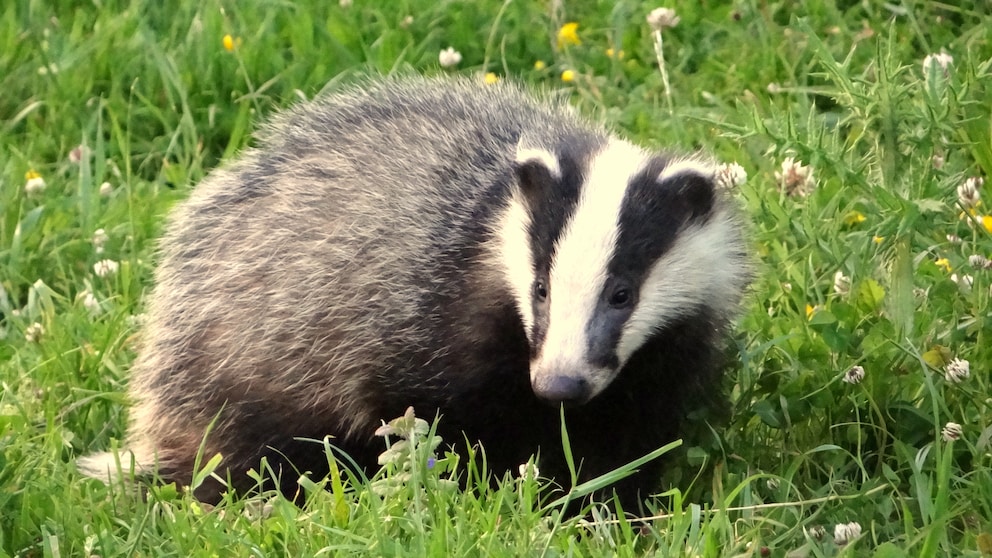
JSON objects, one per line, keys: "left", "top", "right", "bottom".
{"left": 2, "top": 0, "right": 991, "bottom": 556}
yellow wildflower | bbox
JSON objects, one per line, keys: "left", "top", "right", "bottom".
{"left": 484, "top": 72, "right": 499, "bottom": 85}
{"left": 935, "top": 258, "right": 952, "bottom": 273}
{"left": 557, "top": 22, "right": 581, "bottom": 48}
{"left": 843, "top": 211, "right": 866, "bottom": 226}
{"left": 223, "top": 34, "right": 235, "bottom": 52}
{"left": 872, "top": 235, "right": 885, "bottom": 244}
{"left": 533, "top": 60, "right": 546, "bottom": 71}
{"left": 606, "top": 48, "right": 625, "bottom": 59}
{"left": 805, "top": 304, "right": 818, "bottom": 320}
{"left": 982, "top": 215, "right": 992, "bottom": 234}
{"left": 561, "top": 69, "right": 576, "bottom": 82}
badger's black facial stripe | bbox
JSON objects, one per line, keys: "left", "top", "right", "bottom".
{"left": 608, "top": 158, "right": 716, "bottom": 282}
{"left": 585, "top": 275, "right": 635, "bottom": 369}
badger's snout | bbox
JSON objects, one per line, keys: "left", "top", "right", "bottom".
{"left": 532, "top": 374, "right": 591, "bottom": 406}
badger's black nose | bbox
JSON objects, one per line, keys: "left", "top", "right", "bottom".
{"left": 533, "top": 375, "right": 591, "bottom": 406}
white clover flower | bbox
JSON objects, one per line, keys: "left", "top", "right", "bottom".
{"left": 941, "top": 422, "right": 963, "bottom": 442}
{"left": 99, "top": 181, "right": 113, "bottom": 197}
{"left": 126, "top": 313, "right": 147, "bottom": 329}
{"left": 646, "top": 7, "right": 679, "bottom": 31}
{"left": 79, "top": 290, "right": 100, "bottom": 314}
{"left": 518, "top": 462, "right": 540, "bottom": 481}
{"left": 24, "top": 171, "right": 46, "bottom": 195}
{"left": 775, "top": 156, "right": 815, "bottom": 197}
{"left": 25, "top": 322, "right": 45, "bottom": 343}
{"left": 922, "top": 52, "right": 953, "bottom": 77}
{"left": 438, "top": 47, "right": 462, "bottom": 68}
{"left": 69, "top": 145, "right": 90, "bottom": 164}
{"left": 946, "top": 234, "right": 962, "bottom": 244}
{"left": 833, "top": 521, "right": 862, "bottom": 545}
{"left": 944, "top": 358, "right": 970, "bottom": 383}
{"left": 805, "top": 525, "right": 827, "bottom": 541}
{"left": 833, "top": 270, "right": 851, "bottom": 296}
{"left": 842, "top": 365, "right": 865, "bottom": 385}
{"left": 957, "top": 176, "right": 983, "bottom": 208}
{"left": 92, "top": 228, "right": 109, "bottom": 254}
{"left": 93, "top": 259, "right": 119, "bottom": 278}
{"left": 715, "top": 162, "right": 747, "bottom": 189}
{"left": 950, "top": 273, "right": 973, "bottom": 292}
{"left": 969, "top": 254, "right": 992, "bottom": 269}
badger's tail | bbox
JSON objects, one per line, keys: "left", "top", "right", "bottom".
{"left": 76, "top": 450, "right": 151, "bottom": 483}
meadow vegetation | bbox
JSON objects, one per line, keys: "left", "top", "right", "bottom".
{"left": 1, "top": 0, "right": 991, "bottom": 555}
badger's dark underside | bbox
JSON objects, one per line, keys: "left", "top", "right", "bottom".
{"left": 158, "top": 309, "right": 724, "bottom": 509}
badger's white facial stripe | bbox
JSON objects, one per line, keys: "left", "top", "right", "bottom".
{"left": 657, "top": 158, "right": 717, "bottom": 184}
{"left": 616, "top": 205, "right": 744, "bottom": 362}
{"left": 530, "top": 140, "right": 650, "bottom": 398}
{"left": 515, "top": 146, "right": 562, "bottom": 180}
{"left": 498, "top": 195, "right": 536, "bottom": 333}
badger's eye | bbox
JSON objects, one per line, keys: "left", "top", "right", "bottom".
{"left": 533, "top": 280, "right": 548, "bottom": 302}
{"left": 608, "top": 287, "right": 633, "bottom": 309}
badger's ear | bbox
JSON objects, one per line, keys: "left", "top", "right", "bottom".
{"left": 656, "top": 160, "right": 717, "bottom": 222}
{"left": 514, "top": 147, "right": 561, "bottom": 208}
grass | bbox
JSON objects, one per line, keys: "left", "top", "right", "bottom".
{"left": 2, "top": 0, "right": 991, "bottom": 555}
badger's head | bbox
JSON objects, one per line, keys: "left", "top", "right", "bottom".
{"left": 499, "top": 137, "right": 746, "bottom": 406}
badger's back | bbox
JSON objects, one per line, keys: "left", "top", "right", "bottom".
{"left": 81, "top": 76, "right": 748, "bottom": 506}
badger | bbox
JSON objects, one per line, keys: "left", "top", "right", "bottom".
{"left": 80, "top": 76, "right": 748, "bottom": 507}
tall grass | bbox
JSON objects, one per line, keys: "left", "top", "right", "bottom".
{"left": 2, "top": 0, "right": 990, "bottom": 555}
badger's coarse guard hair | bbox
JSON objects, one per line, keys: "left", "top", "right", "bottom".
{"left": 79, "top": 76, "right": 748, "bottom": 506}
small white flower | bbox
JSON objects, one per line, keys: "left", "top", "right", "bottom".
{"left": 843, "top": 365, "right": 865, "bottom": 385}
{"left": 69, "top": 145, "right": 89, "bottom": 164}
{"left": 833, "top": 270, "right": 851, "bottom": 296}
{"left": 339, "top": 0, "right": 352, "bottom": 7}
{"left": 399, "top": 15, "right": 413, "bottom": 28}
{"left": 518, "top": 462, "right": 540, "bottom": 480}
{"left": 126, "top": 313, "right": 147, "bottom": 329}
{"left": 950, "top": 273, "right": 973, "bottom": 291}
{"left": 92, "top": 228, "right": 109, "bottom": 254}
{"left": 79, "top": 290, "right": 100, "bottom": 314}
{"left": 93, "top": 259, "right": 119, "bottom": 278}
{"left": 715, "top": 162, "right": 747, "bottom": 189}
{"left": 646, "top": 7, "right": 679, "bottom": 31}
{"left": 24, "top": 172, "right": 46, "bottom": 195}
{"left": 833, "top": 521, "right": 862, "bottom": 545}
{"left": 775, "top": 156, "right": 815, "bottom": 197}
{"left": 99, "top": 182, "right": 113, "bottom": 197}
{"left": 922, "top": 52, "right": 953, "bottom": 77}
{"left": 944, "top": 358, "right": 970, "bottom": 383}
{"left": 805, "top": 525, "right": 827, "bottom": 541}
{"left": 957, "top": 176, "right": 983, "bottom": 208}
{"left": 25, "top": 322, "right": 45, "bottom": 343}
{"left": 438, "top": 47, "right": 462, "bottom": 68}
{"left": 941, "top": 421, "right": 963, "bottom": 442}
{"left": 969, "top": 254, "right": 992, "bottom": 269}
{"left": 946, "top": 234, "right": 962, "bottom": 244}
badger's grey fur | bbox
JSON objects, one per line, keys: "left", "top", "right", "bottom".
{"left": 80, "top": 76, "right": 748, "bottom": 506}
